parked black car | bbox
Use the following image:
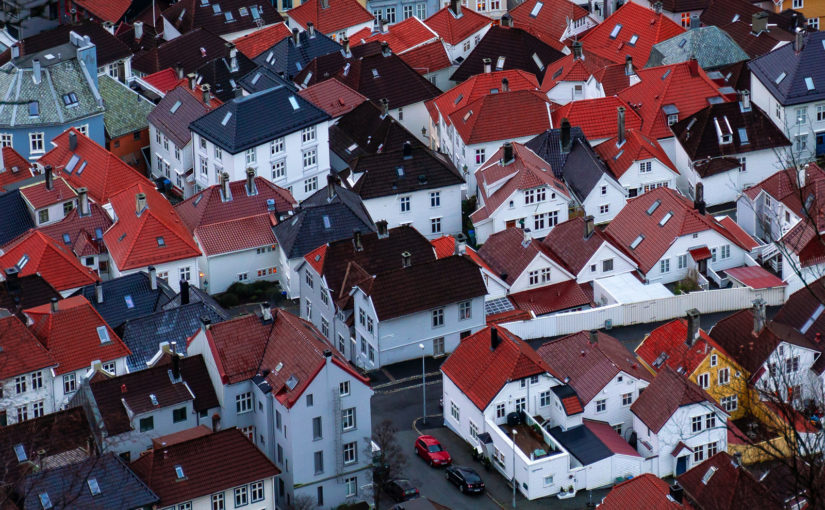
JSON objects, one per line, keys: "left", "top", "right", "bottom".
{"left": 445, "top": 466, "right": 485, "bottom": 494}
{"left": 385, "top": 479, "right": 420, "bottom": 502}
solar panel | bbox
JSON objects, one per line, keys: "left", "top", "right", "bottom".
{"left": 485, "top": 297, "right": 515, "bottom": 316}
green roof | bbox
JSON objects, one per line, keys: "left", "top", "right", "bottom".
{"left": 99, "top": 74, "right": 154, "bottom": 138}
{"left": 646, "top": 26, "right": 749, "bottom": 70}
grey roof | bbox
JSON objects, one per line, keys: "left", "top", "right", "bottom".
{"left": 0, "top": 189, "right": 35, "bottom": 246}
{"left": 98, "top": 75, "right": 154, "bottom": 139}
{"left": 239, "top": 65, "right": 298, "bottom": 95}
{"left": 525, "top": 126, "right": 586, "bottom": 174}
{"left": 254, "top": 30, "right": 341, "bottom": 80}
{"left": 548, "top": 424, "right": 613, "bottom": 466}
{"left": 189, "top": 85, "right": 331, "bottom": 153}
{"left": 0, "top": 43, "right": 104, "bottom": 129}
{"left": 121, "top": 302, "right": 227, "bottom": 372}
{"left": 72, "top": 272, "right": 177, "bottom": 330}
{"left": 21, "top": 453, "right": 158, "bottom": 510}
{"left": 195, "top": 53, "right": 258, "bottom": 102}
{"left": 647, "top": 26, "right": 749, "bottom": 70}
{"left": 273, "top": 183, "right": 375, "bottom": 259}
{"left": 748, "top": 31, "right": 825, "bottom": 106}
{"left": 147, "top": 86, "right": 212, "bottom": 149}
{"left": 159, "top": 284, "right": 231, "bottom": 317}
{"left": 526, "top": 130, "right": 613, "bottom": 201}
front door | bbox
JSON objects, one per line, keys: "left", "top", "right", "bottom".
{"left": 676, "top": 455, "right": 688, "bottom": 475}
{"left": 816, "top": 132, "right": 825, "bottom": 156}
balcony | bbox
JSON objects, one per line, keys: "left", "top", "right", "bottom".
{"left": 498, "top": 414, "right": 564, "bottom": 462}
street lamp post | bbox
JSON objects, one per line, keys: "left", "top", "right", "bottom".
{"left": 419, "top": 343, "right": 426, "bottom": 425}
{"left": 511, "top": 429, "right": 518, "bottom": 509}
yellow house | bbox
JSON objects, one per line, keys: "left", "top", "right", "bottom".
{"left": 773, "top": 0, "right": 824, "bottom": 31}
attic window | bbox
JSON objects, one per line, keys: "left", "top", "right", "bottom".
{"left": 28, "top": 101, "right": 39, "bottom": 117}
{"left": 628, "top": 34, "right": 638, "bottom": 46}
{"left": 239, "top": 6, "right": 248, "bottom": 15}
{"left": 805, "top": 77, "right": 815, "bottom": 91}
{"left": 738, "top": 127, "right": 749, "bottom": 145}
{"left": 65, "top": 154, "right": 80, "bottom": 173}
{"left": 39, "top": 493, "right": 53, "bottom": 510}
{"left": 16, "top": 254, "right": 29, "bottom": 269}
{"left": 552, "top": 67, "right": 563, "bottom": 80}
{"left": 157, "top": 236, "right": 166, "bottom": 246}
{"left": 95, "top": 227, "right": 103, "bottom": 239}
{"left": 775, "top": 72, "right": 786, "bottom": 84}
{"left": 531, "top": 53, "right": 544, "bottom": 71}
{"left": 323, "top": 215, "right": 331, "bottom": 229}
{"left": 646, "top": 199, "right": 661, "bottom": 215}
{"left": 530, "top": 1, "right": 542, "bottom": 17}
{"left": 702, "top": 466, "right": 717, "bottom": 485}
{"left": 170, "top": 100, "right": 182, "bottom": 113}
{"left": 800, "top": 303, "right": 825, "bottom": 334}
{"left": 496, "top": 56, "right": 505, "bottom": 70}
{"left": 659, "top": 211, "right": 673, "bottom": 226}
{"left": 721, "top": 133, "right": 731, "bottom": 144}
{"left": 463, "top": 110, "right": 473, "bottom": 121}
{"left": 62, "top": 92, "right": 78, "bottom": 106}
{"left": 285, "top": 375, "right": 299, "bottom": 390}
{"left": 13, "top": 444, "right": 26, "bottom": 462}
{"left": 175, "top": 465, "right": 185, "bottom": 479}
{"left": 453, "top": 93, "right": 463, "bottom": 104}
{"left": 251, "top": 5, "right": 260, "bottom": 19}
{"left": 225, "top": 11, "right": 234, "bottom": 21}
{"left": 396, "top": 166, "right": 405, "bottom": 176}
{"left": 62, "top": 233, "right": 71, "bottom": 244}
{"left": 96, "top": 325, "right": 110, "bottom": 344}
{"left": 661, "top": 69, "right": 671, "bottom": 80}
{"left": 212, "top": 3, "right": 221, "bottom": 13}
{"left": 251, "top": 73, "right": 261, "bottom": 85}
{"left": 221, "top": 112, "right": 232, "bottom": 126}
{"left": 289, "top": 96, "right": 300, "bottom": 110}
{"left": 124, "top": 295, "right": 134, "bottom": 309}
{"left": 609, "top": 24, "right": 622, "bottom": 39}
{"left": 630, "top": 234, "right": 644, "bottom": 249}
{"left": 87, "top": 478, "right": 101, "bottom": 496}
{"left": 371, "top": 68, "right": 380, "bottom": 79}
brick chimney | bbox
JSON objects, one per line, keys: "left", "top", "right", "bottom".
{"left": 450, "top": 0, "right": 462, "bottom": 17}
{"left": 246, "top": 167, "right": 257, "bottom": 195}
{"left": 694, "top": 182, "right": 705, "bottom": 215}
{"left": 45, "top": 164, "right": 53, "bottom": 190}
{"left": 490, "top": 327, "right": 500, "bottom": 350}
{"left": 686, "top": 309, "right": 700, "bottom": 346}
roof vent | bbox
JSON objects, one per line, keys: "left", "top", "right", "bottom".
{"left": 285, "top": 375, "right": 299, "bottom": 390}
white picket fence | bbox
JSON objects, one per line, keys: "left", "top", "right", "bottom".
{"left": 501, "top": 285, "right": 787, "bottom": 340}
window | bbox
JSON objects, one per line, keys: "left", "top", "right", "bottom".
{"left": 796, "top": 107, "right": 808, "bottom": 126}
{"left": 345, "top": 476, "right": 358, "bottom": 497}
{"left": 173, "top": 406, "right": 187, "bottom": 423}
{"left": 63, "top": 201, "right": 74, "bottom": 215}
{"left": 31, "top": 371, "right": 43, "bottom": 390}
{"left": 139, "top": 416, "right": 154, "bottom": 432}
{"left": 602, "top": 259, "right": 614, "bottom": 272}
{"left": 431, "top": 217, "right": 442, "bottom": 234}
{"left": 175, "top": 147, "right": 181, "bottom": 161}
{"left": 237, "top": 272, "right": 248, "bottom": 282}
{"left": 795, "top": 134, "right": 808, "bottom": 152}
{"left": 697, "top": 373, "right": 709, "bottom": 389}
{"left": 622, "top": 393, "right": 633, "bottom": 406}
{"left": 369, "top": 345, "right": 375, "bottom": 363}
{"left": 179, "top": 267, "right": 191, "bottom": 283}
{"left": 302, "top": 148, "right": 317, "bottom": 170}
{"left": 660, "top": 258, "right": 670, "bottom": 273}
{"left": 314, "top": 451, "right": 324, "bottom": 473}
{"left": 430, "top": 191, "right": 441, "bottom": 207}
{"left": 451, "top": 401, "right": 460, "bottom": 421}
{"left": 692, "top": 415, "right": 703, "bottom": 433}
{"left": 211, "top": 493, "right": 225, "bottom": 510}
{"left": 301, "top": 126, "right": 316, "bottom": 143}
{"left": 809, "top": 17, "right": 819, "bottom": 29}
{"left": 245, "top": 148, "right": 256, "bottom": 164}
{"left": 706, "top": 413, "right": 716, "bottom": 429}
{"left": 475, "top": 148, "right": 485, "bottom": 164}
{"left": 678, "top": 254, "right": 688, "bottom": 269}
{"left": 524, "top": 188, "right": 546, "bottom": 204}
{"left": 0, "top": 133, "right": 11, "bottom": 147}
{"left": 342, "top": 407, "right": 356, "bottom": 430}
{"left": 304, "top": 176, "right": 318, "bottom": 193}
{"left": 312, "top": 416, "right": 323, "bottom": 439}
{"left": 693, "top": 444, "right": 704, "bottom": 463}
{"left": 599, "top": 204, "right": 609, "bottom": 215}
{"left": 400, "top": 195, "right": 410, "bottom": 212}
{"left": 720, "top": 245, "right": 730, "bottom": 259}
{"left": 681, "top": 11, "right": 690, "bottom": 27}
{"left": 432, "top": 308, "right": 444, "bottom": 327}
{"left": 36, "top": 209, "right": 49, "bottom": 224}
{"left": 385, "top": 6, "right": 396, "bottom": 22}
{"left": 63, "top": 373, "right": 76, "bottom": 393}
{"left": 16, "top": 406, "right": 27, "bottom": 422}
{"left": 817, "top": 104, "right": 825, "bottom": 122}
{"left": 340, "top": 381, "right": 350, "bottom": 396}
{"left": 200, "top": 158, "right": 208, "bottom": 176}
{"left": 496, "top": 403, "right": 506, "bottom": 418}
{"left": 718, "top": 367, "right": 730, "bottom": 385}
{"left": 250, "top": 481, "right": 264, "bottom": 502}
{"left": 463, "top": 40, "right": 471, "bottom": 52}
{"left": 721, "top": 395, "right": 738, "bottom": 412}
{"left": 343, "top": 441, "right": 357, "bottom": 464}
{"left": 459, "top": 300, "right": 472, "bottom": 320}
{"left": 667, "top": 114, "right": 679, "bottom": 126}
{"left": 548, "top": 210, "right": 558, "bottom": 227}
{"left": 236, "top": 392, "right": 253, "bottom": 414}
{"left": 707, "top": 441, "right": 718, "bottom": 457}
{"left": 403, "top": 4, "right": 413, "bottom": 18}
{"left": 640, "top": 161, "right": 652, "bottom": 173}
{"left": 793, "top": 0, "right": 803, "bottom": 8}
{"left": 786, "top": 356, "right": 800, "bottom": 372}
{"left": 529, "top": 270, "right": 540, "bottom": 286}
{"left": 596, "top": 399, "right": 606, "bottom": 412}
{"left": 515, "top": 397, "right": 526, "bottom": 412}
{"left": 305, "top": 269, "right": 314, "bottom": 288}
{"left": 30, "top": 132, "right": 44, "bottom": 153}
{"left": 321, "top": 317, "right": 329, "bottom": 337}
{"left": 234, "top": 486, "right": 248, "bottom": 507}
{"left": 15, "top": 376, "right": 26, "bottom": 394}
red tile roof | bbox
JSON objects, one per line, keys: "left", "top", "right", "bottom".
{"left": 398, "top": 40, "right": 452, "bottom": 74}
{"left": 24, "top": 296, "right": 131, "bottom": 375}
{"left": 603, "top": 187, "right": 752, "bottom": 274}
{"left": 450, "top": 89, "right": 553, "bottom": 145}
{"left": 540, "top": 47, "right": 626, "bottom": 91}
{"left": 431, "top": 235, "right": 493, "bottom": 273}
{"left": 508, "top": 280, "right": 592, "bottom": 316}
{"left": 38, "top": 202, "right": 114, "bottom": 258}
{"left": 19, "top": 175, "right": 77, "bottom": 210}
{"left": 630, "top": 366, "right": 725, "bottom": 433}
{"left": 303, "top": 244, "right": 327, "bottom": 274}
{"left": 636, "top": 318, "right": 731, "bottom": 376}
{"left": 201, "top": 309, "right": 369, "bottom": 407}
{"left": 0, "top": 314, "right": 58, "bottom": 379}
{"left": 72, "top": 0, "right": 131, "bottom": 22}
{"left": 580, "top": 2, "right": 685, "bottom": 67}
{"left": 486, "top": 309, "right": 532, "bottom": 324}
{"left": 141, "top": 69, "right": 186, "bottom": 95}
{"left": 427, "top": 69, "right": 539, "bottom": 126}
{"left": 0, "top": 147, "right": 34, "bottom": 191}
{"left": 540, "top": 217, "right": 621, "bottom": 275}
{"left": 716, "top": 217, "right": 759, "bottom": 251}
{"left": 583, "top": 419, "right": 641, "bottom": 457}
{"left": 234, "top": 23, "right": 292, "bottom": 59}
{"left": 39, "top": 128, "right": 156, "bottom": 205}
{"left": 0, "top": 230, "right": 100, "bottom": 291}
{"left": 724, "top": 266, "right": 785, "bottom": 289}
{"left": 105, "top": 183, "right": 201, "bottom": 270}
{"left": 131, "top": 428, "right": 280, "bottom": 507}
{"left": 551, "top": 96, "right": 642, "bottom": 141}
{"left": 560, "top": 393, "right": 584, "bottom": 415}
{"left": 594, "top": 129, "right": 678, "bottom": 179}
{"left": 298, "top": 79, "right": 368, "bottom": 118}
{"left": 195, "top": 214, "right": 276, "bottom": 256}
{"left": 599, "top": 473, "right": 693, "bottom": 510}
{"left": 537, "top": 330, "right": 651, "bottom": 405}
{"left": 286, "top": 0, "right": 374, "bottom": 35}
{"left": 618, "top": 61, "right": 727, "bottom": 140}
{"left": 677, "top": 452, "right": 783, "bottom": 510}
{"left": 510, "top": 0, "right": 590, "bottom": 49}
{"left": 424, "top": 5, "right": 492, "bottom": 46}
{"left": 477, "top": 227, "right": 568, "bottom": 286}
{"left": 472, "top": 142, "right": 569, "bottom": 223}
{"left": 351, "top": 17, "right": 438, "bottom": 54}
{"left": 742, "top": 164, "right": 825, "bottom": 217}
{"left": 441, "top": 325, "right": 557, "bottom": 409}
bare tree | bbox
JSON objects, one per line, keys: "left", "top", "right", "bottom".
{"left": 367, "top": 419, "right": 407, "bottom": 510}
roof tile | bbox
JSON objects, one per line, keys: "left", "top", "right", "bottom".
{"left": 0, "top": 230, "right": 100, "bottom": 291}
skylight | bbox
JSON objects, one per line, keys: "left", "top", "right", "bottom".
{"left": 251, "top": 5, "right": 260, "bottom": 19}
{"left": 95, "top": 227, "right": 103, "bottom": 239}
{"left": 678, "top": 38, "right": 687, "bottom": 48}
{"left": 65, "top": 154, "right": 80, "bottom": 173}
{"left": 529, "top": 1, "right": 542, "bottom": 17}
{"left": 28, "top": 101, "right": 39, "bottom": 117}
{"left": 251, "top": 73, "right": 261, "bottom": 85}
{"left": 62, "top": 233, "right": 71, "bottom": 244}
{"left": 661, "top": 69, "right": 671, "bottom": 80}
{"left": 646, "top": 199, "right": 661, "bottom": 215}
{"left": 39, "top": 493, "right": 52, "bottom": 510}
{"left": 212, "top": 3, "right": 221, "bottom": 13}
{"left": 239, "top": 6, "right": 248, "bottom": 15}
{"left": 14, "top": 444, "right": 26, "bottom": 462}
{"left": 96, "top": 325, "right": 110, "bottom": 344}
{"left": 738, "top": 127, "right": 749, "bottom": 145}
{"left": 800, "top": 303, "right": 825, "bottom": 334}
{"left": 200, "top": 0, "right": 208, "bottom": 5}
{"left": 77, "top": 160, "right": 87, "bottom": 175}
{"left": 175, "top": 465, "right": 185, "bottom": 479}
{"left": 453, "top": 94, "right": 463, "bottom": 104}
{"left": 659, "top": 211, "right": 673, "bottom": 226}
{"left": 88, "top": 478, "right": 101, "bottom": 496}
{"left": 323, "top": 215, "right": 331, "bottom": 229}
{"left": 371, "top": 68, "right": 380, "bottom": 78}
{"left": 221, "top": 112, "right": 232, "bottom": 126}
{"left": 157, "top": 236, "right": 166, "bottom": 247}
{"left": 396, "top": 166, "right": 405, "bottom": 176}
{"left": 628, "top": 34, "right": 638, "bottom": 46}
{"left": 702, "top": 466, "right": 717, "bottom": 485}
{"left": 286, "top": 375, "right": 299, "bottom": 390}
{"left": 609, "top": 24, "right": 622, "bottom": 39}
{"left": 17, "top": 254, "right": 29, "bottom": 269}
{"left": 289, "top": 96, "right": 300, "bottom": 110}
{"left": 630, "top": 234, "right": 644, "bottom": 249}
{"left": 170, "top": 100, "right": 182, "bottom": 113}
{"left": 531, "top": 53, "right": 544, "bottom": 71}
{"left": 62, "top": 92, "right": 78, "bottom": 106}
{"left": 225, "top": 11, "right": 234, "bottom": 21}
{"left": 124, "top": 295, "right": 134, "bottom": 309}
{"left": 496, "top": 56, "right": 505, "bottom": 70}
{"left": 775, "top": 72, "right": 786, "bottom": 84}
{"left": 805, "top": 77, "right": 815, "bottom": 91}
{"left": 463, "top": 110, "right": 473, "bottom": 121}
{"left": 732, "top": 13, "right": 739, "bottom": 22}
{"left": 295, "top": 61, "right": 302, "bottom": 71}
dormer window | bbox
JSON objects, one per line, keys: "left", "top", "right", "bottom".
{"left": 62, "top": 92, "right": 78, "bottom": 107}
{"left": 667, "top": 114, "right": 678, "bottom": 126}
{"left": 87, "top": 478, "right": 101, "bottom": 496}
{"left": 663, "top": 104, "right": 679, "bottom": 126}
{"left": 28, "top": 101, "right": 39, "bottom": 117}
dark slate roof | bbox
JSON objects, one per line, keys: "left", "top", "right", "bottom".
{"left": 0, "top": 20, "right": 132, "bottom": 67}
{"left": 525, "top": 126, "right": 586, "bottom": 176}
{"left": 239, "top": 65, "right": 297, "bottom": 94}
{"left": 131, "top": 28, "right": 231, "bottom": 76}
{"left": 672, "top": 101, "right": 791, "bottom": 170}
{"left": 450, "top": 25, "right": 565, "bottom": 83}
{"left": 195, "top": 53, "right": 258, "bottom": 102}
{"left": 0, "top": 190, "right": 35, "bottom": 246}
{"left": 748, "top": 31, "right": 825, "bottom": 106}
{"left": 548, "top": 424, "right": 613, "bottom": 465}
{"left": 647, "top": 26, "right": 749, "bottom": 70}
{"left": 701, "top": 0, "right": 797, "bottom": 35}
{"left": 148, "top": 86, "right": 215, "bottom": 149}
{"left": 348, "top": 146, "right": 464, "bottom": 200}
{"left": 72, "top": 272, "right": 177, "bottom": 330}
{"left": 291, "top": 40, "right": 377, "bottom": 85}
{"left": 189, "top": 85, "right": 330, "bottom": 153}
{"left": 159, "top": 283, "right": 231, "bottom": 317}
{"left": 526, "top": 131, "right": 612, "bottom": 202}
{"left": 273, "top": 183, "right": 375, "bottom": 259}
{"left": 0, "top": 273, "right": 61, "bottom": 321}
{"left": 20, "top": 453, "right": 158, "bottom": 510}
{"left": 329, "top": 101, "right": 424, "bottom": 164}
{"left": 254, "top": 29, "right": 342, "bottom": 80}
{"left": 121, "top": 303, "right": 228, "bottom": 372}
{"left": 161, "top": 0, "right": 282, "bottom": 40}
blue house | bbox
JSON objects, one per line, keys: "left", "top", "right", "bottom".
{"left": 0, "top": 31, "right": 105, "bottom": 162}
{"left": 367, "top": 0, "right": 440, "bottom": 27}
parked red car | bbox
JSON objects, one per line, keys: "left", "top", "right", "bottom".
{"left": 414, "top": 435, "right": 451, "bottom": 467}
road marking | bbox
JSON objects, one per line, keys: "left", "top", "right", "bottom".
{"left": 378, "top": 379, "right": 442, "bottom": 395}
{"left": 373, "top": 372, "right": 442, "bottom": 390}
{"left": 380, "top": 368, "right": 397, "bottom": 382}
{"left": 485, "top": 491, "right": 506, "bottom": 509}
{"left": 411, "top": 414, "right": 443, "bottom": 435}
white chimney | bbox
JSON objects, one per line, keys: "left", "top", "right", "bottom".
{"left": 134, "top": 21, "right": 144, "bottom": 41}
{"left": 32, "top": 59, "right": 41, "bottom": 85}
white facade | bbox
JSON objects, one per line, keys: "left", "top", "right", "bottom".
{"left": 438, "top": 15, "right": 490, "bottom": 64}
{"left": 191, "top": 118, "right": 332, "bottom": 202}
{"left": 579, "top": 174, "right": 627, "bottom": 224}
{"left": 108, "top": 257, "right": 200, "bottom": 293}
{"left": 390, "top": 103, "right": 431, "bottom": 144}
{"left": 149, "top": 123, "right": 195, "bottom": 198}
{"left": 198, "top": 244, "right": 279, "bottom": 295}
{"left": 1, "top": 367, "right": 57, "bottom": 426}
{"left": 473, "top": 181, "right": 571, "bottom": 245}
{"left": 504, "top": 251, "right": 575, "bottom": 295}
{"left": 546, "top": 69, "right": 638, "bottom": 107}
{"left": 57, "top": 358, "right": 129, "bottom": 411}
{"left": 618, "top": 158, "right": 679, "bottom": 201}
{"left": 572, "top": 241, "right": 637, "bottom": 284}
{"left": 643, "top": 229, "right": 750, "bottom": 285}
{"left": 274, "top": 245, "right": 305, "bottom": 299}
{"left": 166, "top": 477, "right": 277, "bottom": 510}
{"left": 578, "top": 371, "right": 649, "bottom": 438}
{"left": 27, "top": 197, "right": 77, "bottom": 227}
{"left": 356, "top": 183, "right": 463, "bottom": 240}
{"left": 752, "top": 341, "right": 821, "bottom": 406}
